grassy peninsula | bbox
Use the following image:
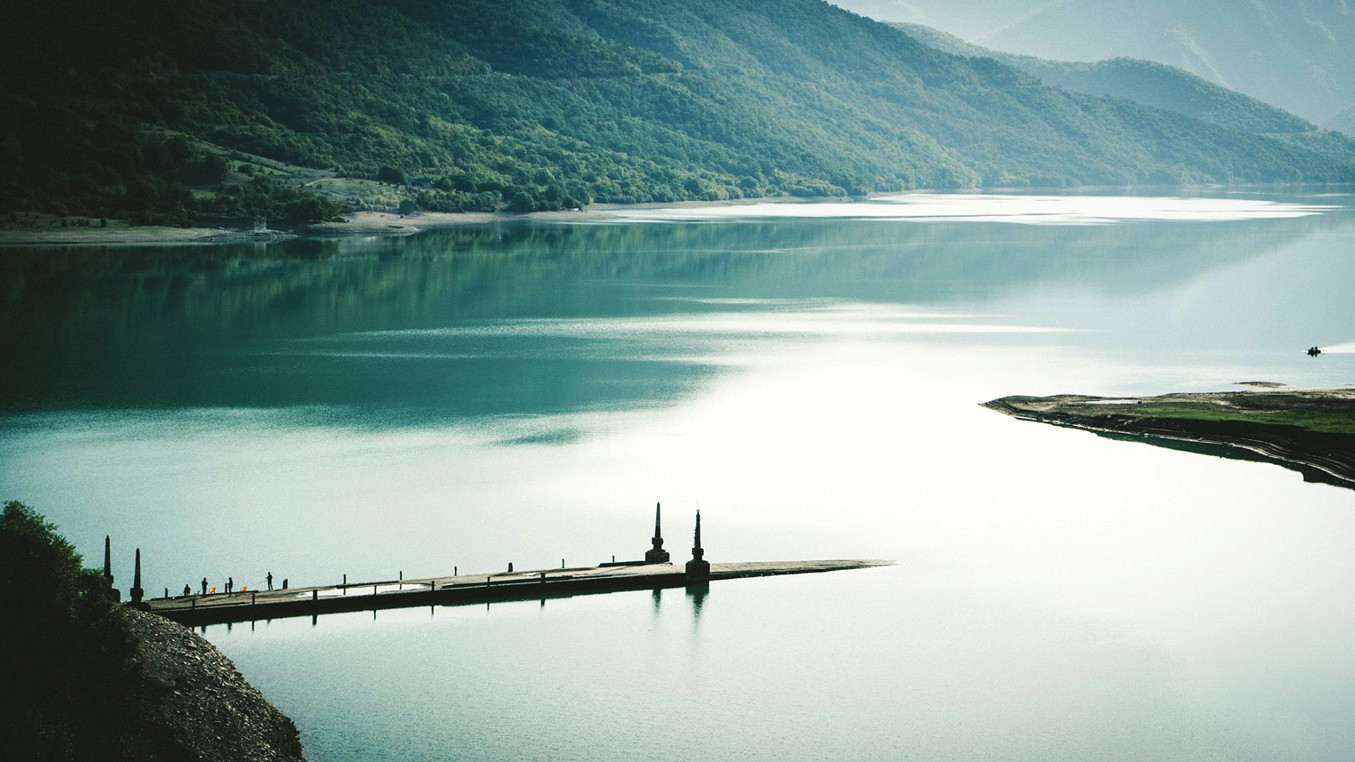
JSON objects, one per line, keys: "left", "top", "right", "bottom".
{"left": 985, "top": 387, "right": 1355, "bottom": 491}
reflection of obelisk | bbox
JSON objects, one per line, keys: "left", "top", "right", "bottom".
{"left": 645, "top": 502, "right": 670, "bottom": 563}
{"left": 685, "top": 510, "right": 710, "bottom": 582}
{"left": 130, "top": 547, "right": 145, "bottom": 606}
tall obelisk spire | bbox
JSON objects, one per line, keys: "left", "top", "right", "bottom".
{"left": 685, "top": 510, "right": 709, "bottom": 581}
{"left": 103, "top": 535, "right": 121, "bottom": 601}
{"left": 644, "top": 502, "right": 670, "bottom": 563}
{"left": 130, "top": 548, "right": 145, "bottom": 606}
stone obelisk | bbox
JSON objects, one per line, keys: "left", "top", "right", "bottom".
{"left": 130, "top": 548, "right": 145, "bottom": 606}
{"left": 104, "top": 535, "right": 121, "bottom": 601}
{"left": 644, "top": 502, "right": 670, "bottom": 563}
{"left": 685, "top": 510, "right": 710, "bottom": 582}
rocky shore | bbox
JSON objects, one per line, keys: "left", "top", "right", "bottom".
{"left": 985, "top": 387, "right": 1355, "bottom": 491}
{"left": 127, "top": 608, "right": 305, "bottom": 762}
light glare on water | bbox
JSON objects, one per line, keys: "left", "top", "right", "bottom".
{"left": 597, "top": 192, "right": 1339, "bottom": 224}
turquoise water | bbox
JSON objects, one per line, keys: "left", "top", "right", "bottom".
{"left": 3, "top": 192, "right": 1354, "bottom": 759}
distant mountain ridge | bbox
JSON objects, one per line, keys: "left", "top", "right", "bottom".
{"left": 893, "top": 24, "right": 1318, "bottom": 136}
{"left": 1, "top": 0, "right": 1351, "bottom": 224}
{"left": 836, "top": 0, "right": 1355, "bottom": 127}
{"left": 828, "top": 0, "right": 1048, "bottom": 39}
{"left": 891, "top": 21, "right": 1355, "bottom": 166}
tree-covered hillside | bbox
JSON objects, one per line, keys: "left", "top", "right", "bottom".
{"left": 1, "top": 0, "right": 1350, "bottom": 224}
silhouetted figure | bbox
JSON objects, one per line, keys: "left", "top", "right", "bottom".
{"left": 201, "top": 577, "right": 208, "bottom": 595}
{"left": 183, "top": 584, "right": 191, "bottom": 597}
{"left": 227, "top": 576, "right": 233, "bottom": 594}
{"left": 267, "top": 571, "right": 274, "bottom": 591}
{"left": 645, "top": 502, "right": 670, "bottom": 563}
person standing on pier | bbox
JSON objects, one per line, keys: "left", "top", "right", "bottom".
{"left": 201, "top": 577, "right": 207, "bottom": 595}
{"left": 227, "top": 576, "right": 233, "bottom": 594}
{"left": 267, "top": 571, "right": 273, "bottom": 591}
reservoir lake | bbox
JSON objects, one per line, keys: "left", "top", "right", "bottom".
{"left": 3, "top": 191, "right": 1354, "bottom": 760}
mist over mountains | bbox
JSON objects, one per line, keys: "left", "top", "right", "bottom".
{"left": 834, "top": 0, "right": 1355, "bottom": 128}
{"left": 893, "top": 23, "right": 1355, "bottom": 163}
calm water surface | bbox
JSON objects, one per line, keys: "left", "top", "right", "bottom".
{"left": 3, "top": 191, "right": 1354, "bottom": 760}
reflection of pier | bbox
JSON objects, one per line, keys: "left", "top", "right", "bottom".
{"left": 139, "top": 506, "right": 890, "bottom": 626}
{"left": 146, "top": 559, "right": 890, "bottom": 627}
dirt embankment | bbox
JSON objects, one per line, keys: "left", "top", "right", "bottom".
{"left": 984, "top": 388, "right": 1355, "bottom": 491}
{"left": 126, "top": 608, "right": 305, "bottom": 762}
{"left": 0, "top": 225, "right": 296, "bottom": 246}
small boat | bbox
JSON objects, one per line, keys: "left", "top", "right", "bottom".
{"left": 1307, "top": 346, "right": 1322, "bottom": 356}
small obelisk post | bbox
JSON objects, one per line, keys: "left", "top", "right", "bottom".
{"left": 130, "top": 548, "right": 145, "bottom": 606}
{"left": 644, "top": 502, "right": 670, "bottom": 563}
{"left": 685, "top": 510, "right": 710, "bottom": 582}
{"left": 104, "top": 535, "right": 120, "bottom": 602}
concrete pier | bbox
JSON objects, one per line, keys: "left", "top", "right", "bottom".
{"left": 145, "top": 559, "right": 892, "bottom": 627}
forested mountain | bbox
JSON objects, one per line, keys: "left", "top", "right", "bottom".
{"left": 1, "top": 0, "right": 1351, "bottom": 225}
{"left": 839, "top": 0, "right": 1355, "bottom": 127}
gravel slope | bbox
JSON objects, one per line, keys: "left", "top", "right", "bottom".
{"left": 127, "top": 609, "right": 305, "bottom": 762}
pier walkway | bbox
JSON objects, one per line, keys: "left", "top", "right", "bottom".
{"left": 146, "top": 559, "right": 892, "bottom": 626}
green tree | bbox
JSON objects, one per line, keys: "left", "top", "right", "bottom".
{"left": 0, "top": 501, "right": 143, "bottom": 761}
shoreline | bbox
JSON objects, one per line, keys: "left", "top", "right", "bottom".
{"left": 984, "top": 387, "right": 1355, "bottom": 491}
{"left": 0, "top": 210, "right": 505, "bottom": 247}
{"left": 4, "top": 182, "right": 1349, "bottom": 247}
{"left": 0, "top": 197, "right": 846, "bottom": 246}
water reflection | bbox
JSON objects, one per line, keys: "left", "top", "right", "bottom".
{"left": 2, "top": 206, "right": 1347, "bottom": 419}
{"left": 686, "top": 582, "right": 708, "bottom": 626}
